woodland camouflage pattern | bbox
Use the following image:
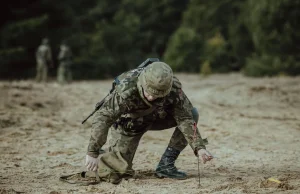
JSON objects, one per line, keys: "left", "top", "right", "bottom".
{"left": 35, "top": 38, "right": 53, "bottom": 82}
{"left": 87, "top": 66, "right": 208, "bottom": 182}
{"left": 139, "top": 62, "right": 173, "bottom": 97}
{"left": 57, "top": 43, "right": 73, "bottom": 84}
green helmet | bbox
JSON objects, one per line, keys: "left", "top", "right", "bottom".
{"left": 138, "top": 62, "right": 173, "bottom": 98}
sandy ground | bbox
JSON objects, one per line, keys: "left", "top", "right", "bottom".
{"left": 0, "top": 73, "right": 300, "bottom": 194}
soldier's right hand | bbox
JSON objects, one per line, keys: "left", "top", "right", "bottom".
{"left": 85, "top": 155, "right": 99, "bottom": 171}
{"left": 198, "top": 149, "right": 214, "bottom": 164}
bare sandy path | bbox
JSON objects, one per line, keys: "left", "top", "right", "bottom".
{"left": 1, "top": 73, "right": 299, "bottom": 194}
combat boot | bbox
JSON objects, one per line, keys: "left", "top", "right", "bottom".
{"left": 155, "top": 147, "right": 187, "bottom": 179}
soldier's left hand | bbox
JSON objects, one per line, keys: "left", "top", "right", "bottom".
{"left": 198, "top": 149, "right": 214, "bottom": 164}
{"left": 85, "top": 155, "right": 99, "bottom": 171}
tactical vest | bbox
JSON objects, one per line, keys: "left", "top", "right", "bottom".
{"left": 118, "top": 69, "right": 157, "bottom": 115}
{"left": 81, "top": 58, "right": 159, "bottom": 124}
{"left": 36, "top": 45, "right": 49, "bottom": 59}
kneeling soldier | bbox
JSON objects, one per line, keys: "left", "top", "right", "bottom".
{"left": 85, "top": 61, "right": 213, "bottom": 184}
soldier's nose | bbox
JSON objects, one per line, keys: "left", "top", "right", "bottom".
{"left": 148, "top": 95, "right": 158, "bottom": 101}
{"left": 148, "top": 96, "right": 154, "bottom": 100}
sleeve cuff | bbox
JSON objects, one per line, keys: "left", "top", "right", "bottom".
{"left": 193, "top": 138, "right": 208, "bottom": 156}
{"left": 87, "top": 152, "right": 99, "bottom": 158}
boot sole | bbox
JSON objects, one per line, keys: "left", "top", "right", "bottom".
{"left": 155, "top": 172, "right": 187, "bottom": 180}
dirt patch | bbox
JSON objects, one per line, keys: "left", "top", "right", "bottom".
{"left": 0, "top": 74, "right": 300, "bottom": 193}
{"left": 260, "top": 178, "right": 294, "bottom": 190}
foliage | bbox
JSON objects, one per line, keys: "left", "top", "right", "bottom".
{"left": 164, "top": 0, "right": 252, "bottom": 74}
{"left": 163, "top": 27, "right": 203, "bottom": 72}
{"left": 243, "top": 0, "right": 300, "bottom": 76}
{"left": 0, "top": 0, "right": 299, "bottom": 79}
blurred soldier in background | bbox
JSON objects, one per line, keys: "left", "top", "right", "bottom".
{"left": 57, "top": 41, "right": 73, "bottom": 84}
{"left": 35, "top": 38, "right": 53, "bottom": 82}
{"left": 84, "top": 61, "right": 213, "bottom": 184}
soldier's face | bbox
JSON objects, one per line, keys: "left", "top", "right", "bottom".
{"left": 143, "top": 90, "right": 158, "bottom": 101}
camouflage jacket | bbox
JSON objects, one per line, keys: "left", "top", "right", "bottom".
{"left": 36, "top": 45, "right": 52, "bottom": 63}
{"left": 87, "top": 68, "right": 208, "bottom": 157}
{"left": 58, "top": 45, "right": 72, "bottom": 64}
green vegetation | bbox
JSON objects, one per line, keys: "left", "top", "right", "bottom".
{"left": 0, "top": 0, "right": 299, "bottom": 79}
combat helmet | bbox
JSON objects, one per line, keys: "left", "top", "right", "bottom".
{"left": 138, "top": 62, "right": 173, "bottom": 98}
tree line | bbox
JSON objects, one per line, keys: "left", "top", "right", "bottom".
{"left": 1, "top": 0, "right": 299, "bottom": 79}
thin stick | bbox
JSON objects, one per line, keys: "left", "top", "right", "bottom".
{"left": 198, "top": 156, "right": 201, "bottom": 188}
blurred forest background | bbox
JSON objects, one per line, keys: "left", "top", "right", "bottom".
{"left": 0, "top": 0, "right": 299, "bottom": 80}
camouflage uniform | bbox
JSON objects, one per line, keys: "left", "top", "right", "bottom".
{"left": 87, "top": 63, "right": 208, "bottom": 183}
{"left": 57, "top": 43, "right": 73, "bottom": 84}
{"left": 35, "top": 38, "right": 53, "bottom": 82}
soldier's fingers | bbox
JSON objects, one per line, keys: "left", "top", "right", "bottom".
{"left": 203, "top": 154, "right": 209, "bottom": 160}
{"left": 86, "top": 163, "right": 92, "bottom": 171}
{"left": 204, "top": 154, "right": 210, "bottom": 162}
{"left": 206, "top": 150, "right": 212, "bottom": 156}
{"left": 90, "top": 163, "right": 96, "bottom": 170}
{"left": 92, "top": 165, "right": 98, "bottom": 172}
{"left": 201, "top": 155, "right": 207, "bottom": 164}
{"left": 85, "top": 161, "right": 90, "bottom": 167}
{"left": 90, "top": 164, "right": 96, "bottom": 171}
{"left": 86, "top": 165, "right": 91, "bottom": 171}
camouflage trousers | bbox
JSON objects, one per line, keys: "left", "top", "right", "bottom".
{"left": 57, "top": 63, "right": 72, "bottom": 84}
{"left": 35, "top": 60, "right": 48, "bottom": 82}
{"left": 97, "top": 107, "right": 199, "bottom": 184}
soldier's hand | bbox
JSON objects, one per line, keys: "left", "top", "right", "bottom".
{"left": 85, "top": 155, "right": 99, "bottom": 171}
{"left": 198, "top": 149, "right": 214, "bottom": 164}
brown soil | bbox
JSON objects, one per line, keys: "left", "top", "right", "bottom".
{"left": 1, "top": 73, "right": 300, "bottom": 194}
